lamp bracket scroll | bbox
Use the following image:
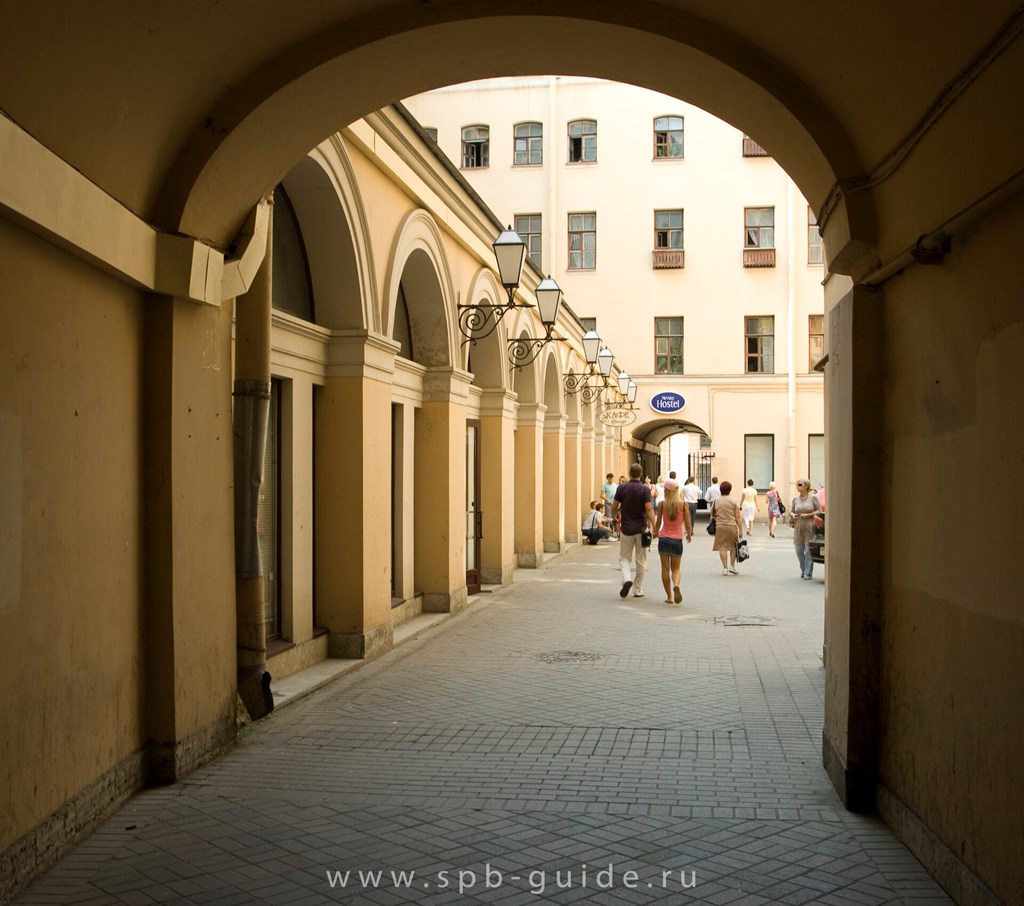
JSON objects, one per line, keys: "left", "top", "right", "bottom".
{"left": 507, "top": 327, "right": 568, "bottom": 371}
{"left": 457, "top": 296, "right": 528, "bottom": 346}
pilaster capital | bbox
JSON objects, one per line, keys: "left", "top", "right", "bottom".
{"left": 325, "top": 330, "right": 400, "bottom": 381}
{"left": 516, "top": 402, "right": 547, "bottom": 429}
{"left": 478, "top": 389, "right": 519, "bottom": 420}
{"left": 423, "top": 367, "right": 474, "bottom": 404}
{"left": 544, "top": 412, "right": 568, "bottom": 435}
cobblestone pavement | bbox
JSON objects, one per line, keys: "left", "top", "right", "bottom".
{"left": 15, "top": 526, "right": 952, "bottom": 905}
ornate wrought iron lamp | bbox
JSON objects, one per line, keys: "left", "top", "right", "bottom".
{"left": 506, "top": 274, "right": 566, "bottom": 370}
{"left": 456, "top": 226, "right": 527, "bottom": 343}
{"left": 563, "top": 331, "right": 614, "bottom": 404}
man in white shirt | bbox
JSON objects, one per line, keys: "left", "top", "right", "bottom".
{"left": 682, "top": 476, "right": 703, "bottom": 527}
{"left": 704, "top": 476, "right": 721, "bottom": 514}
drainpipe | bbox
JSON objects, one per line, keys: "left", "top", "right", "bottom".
{"left": 233, "top": 197, "right": 274, "bottom": 720}
{"left": 786, "top": 184, "right": 797, "bottom": 492}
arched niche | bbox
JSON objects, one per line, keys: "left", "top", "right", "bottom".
{"left": 384, "top": 211, "right": 455, "bottom": 368}
{"left": 279, "top": 141, "right": 377, "bottom": 332}
{"left": 463, "top": 268, "right": 510, "bottom": 392}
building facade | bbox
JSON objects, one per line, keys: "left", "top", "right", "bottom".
{"left": 2, "top": 4, "right": 1022, "bottom": 902}
{"left": 405, "top": 78, "right": 825, "bottom": 496}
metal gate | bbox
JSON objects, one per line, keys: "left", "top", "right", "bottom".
{"left": 688, "top": 451, "right": 715, "bottom": 508}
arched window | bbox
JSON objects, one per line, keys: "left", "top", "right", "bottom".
{"left": 271, "top": 187, "right": 314, "bottom": 322}
{"left": 393, "top": 281, "right": 414, "bottom": 360}
{"left": 568, "top": 119, "right": 596, "bottom": 162}
{"left": 514, "top": 122, "right": 543, "bottom": 165}
{"left": 461, "top": 125, "right": 489, "bottom": 168}
{"left": 653, "top": 115, "right": 684, "bottom": 158}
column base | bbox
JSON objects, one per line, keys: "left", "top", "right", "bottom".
{"left": 328, "top": 622, "right": 394, "bottom": 661}
{"left": 0, "top": 750, "right": 148, "bottom": 904}
{"left": 480, "top": 565, "right": 514, "bottom": 586}
{"left": 876, "top": 784, "right": 1002, "bottom": 906}
{"left": 822, "top": 729, "right": 876, "bottom": 813}
{"left": 423, "top": 586, "right": 469, "bottom": 615}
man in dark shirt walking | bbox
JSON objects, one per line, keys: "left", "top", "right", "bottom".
{"left": 612, "top": 462, "right": 657, "bottom": 598}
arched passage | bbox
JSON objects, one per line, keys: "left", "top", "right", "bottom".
{"left": 4, "top": 6, "right": 1024, "bottom": 901}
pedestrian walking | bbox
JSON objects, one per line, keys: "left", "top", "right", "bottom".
{"left": 766, "top": 481, "right": 783, "bottom": 538}
{"left": 789, "top": 479, "right": 823, "bottom": 579}
{"left": 681, "top": 475, "right": 702, "bottom": 529}
{"left": 653, "top": 477, "right": 692, "bottom": 604}
{"left": 711, "top": 480, "right": 743, "bottom": 575}
{"left": 740, "top": 478, "right": 759, "bottom": 535}
{"left": 612, "top": 462, "right": 657, "bottom": 598}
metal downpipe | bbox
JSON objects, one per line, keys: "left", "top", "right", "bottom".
{"left": 233, "top": 197, "right": 274, "bottom": 720}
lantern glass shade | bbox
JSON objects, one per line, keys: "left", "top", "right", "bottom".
{"left": 627, "top": 381, "right": 638, "bottom": 403}
{"left": 598, "top": 346, "right": 614, "bottom": 377}
{"left": 493, "top": 226, "right": 527, "bottom": 290}
{"left": 581, "top": 330, "right": 601, "bottom": 364}
{"left": 534, "top": 275, "right": 562, "bottom": 325}
{"left": 617, "top": 372, "right": 630, "bottom": 395}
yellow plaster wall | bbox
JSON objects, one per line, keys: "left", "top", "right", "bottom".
{"left": 877, "top": 198, "right": 1024, "bottom": 902}
{"left": 0, "top": 221, "right": 146, "bottom": 849}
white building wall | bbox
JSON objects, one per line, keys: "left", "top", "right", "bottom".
{"left": 405, "top": 77, "right": 825, "bottom": 503}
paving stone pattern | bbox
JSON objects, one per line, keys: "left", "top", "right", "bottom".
{"left": 15, "top": 528, "right": 952, "bottom": 904}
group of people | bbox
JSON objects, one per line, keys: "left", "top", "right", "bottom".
{"left": 585, "top": 467, "right": 824, "bottom": 601}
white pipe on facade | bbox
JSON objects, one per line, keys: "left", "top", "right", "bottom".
{"left": 547, "top": 76, "right": 559, "bottom": 278}
{"left": 786, "top": 183, "right": 798, "bottom": 494}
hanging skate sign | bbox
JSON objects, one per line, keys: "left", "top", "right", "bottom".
{"left": 599, "top": 406, "right": 636, "bottom": 427}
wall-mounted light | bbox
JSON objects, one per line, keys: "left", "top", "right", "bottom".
{"left": 457, "top": 226, "right": 527, "bottom": 344}
{"left": 507, "top": 274, "right": 567, "bottom": 370}
{"left": 563, "top": 331, "right": 614, "bottom": 405}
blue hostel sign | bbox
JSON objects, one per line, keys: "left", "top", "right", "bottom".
{"left": 650, "top": 391, "right": 686, "bottom": 413}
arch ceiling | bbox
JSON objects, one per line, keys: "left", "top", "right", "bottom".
{"left": 632, "top": 418, "right": 708, "bottom": 448}
{"left": 3, "top": 2, "right": 1013, "bottom": 251}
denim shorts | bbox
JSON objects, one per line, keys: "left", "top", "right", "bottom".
{"left": 658, "top": 537, "right": 683, "bottom": 556}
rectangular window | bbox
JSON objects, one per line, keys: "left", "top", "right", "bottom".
{"left": 568, "top": 213, "right": 596, "bottom": 269}
{"left": 514, "top": 214, "right": 542, "bottom": 270}
{"left": 808, "top": 434, "right": 825, "bottom": 491}
{"left": 743, "top": 206, "right": 776, "bottom": 267}
{"left": 745, "top": 434, "right": 774, "bottom": 492}
{"left": 514, "top": 122, "right": 543, "bottom": 166}
{"left": 424, "top": 127, "right": 438, "bottom": 142}
{"left": 568, "top": 119, "right": 597, "bottom": 162}
{"left": 745, "top": 207, "right": 775, "bottom": 248}
{"left": 745, "top": 316, "right": 775, "bottom": 373}
{"left": 653, "top": 209, "right": 685, "bottom": 268}
{"left": 809, "top": 314, "right": 824, "bottom": 371}
{"left": 808, "top": 206, "right": 823, "bottom": 265}
{"left": 461, "top": 124, "right": 489, "bottom": 168}
{"left": 580, "top": 317, "right": 597, "bottom": 332}
{"left": 655, "top": 209, "right": 684, "bottom": 249}
{"left": 654, "top": 116, "right": 684, "bottom": 158}
{"left": 655, "top": 317, "right": 684, "bottom": 374}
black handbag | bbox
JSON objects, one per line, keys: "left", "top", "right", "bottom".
{"left": 736, "top": 539, "right": 750, "bottom": 562}
{"left": 641, "top": 530, "right": 652, "bottom": 548}
{"left": 706, "top": 518, "right": 716, "bottom": 535}
{"left": 779, "top": 500, "right": 786, "bottom": 515}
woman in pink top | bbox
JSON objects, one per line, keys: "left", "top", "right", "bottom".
{"left": 653, "top": 478, "right": 693, "bottom": 604}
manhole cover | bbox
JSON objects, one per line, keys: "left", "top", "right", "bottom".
{"left": 536, "top": 650, "right": 605, "bottom": 663}
{"left": 716, "top": 615, "right": 778, "bottom": 627}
